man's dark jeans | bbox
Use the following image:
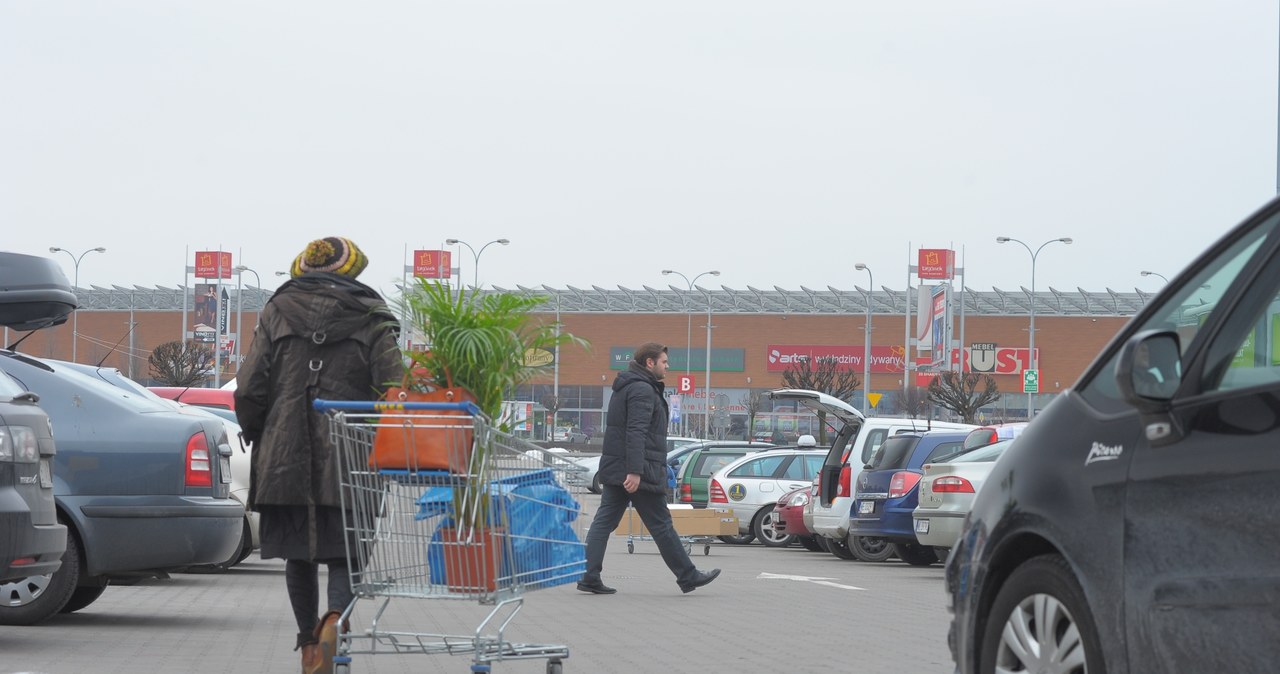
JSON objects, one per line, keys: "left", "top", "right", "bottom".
{"left": 583, "top": 484, "right": 698, "bottom": 586}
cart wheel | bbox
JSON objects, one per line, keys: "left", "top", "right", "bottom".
{"left": 470, "top": 665, "right": 492, "bottom": 673}
{"left": 627, "top": 541, "right": 634, "bottom": 554}
{"left": 684, "top": 541, "right": 692, "bottom": 554}
{"left": 703, "top": 544, "right": 711, "bottom": 556}
{"left": 547, "top": 659, "right": 564, "bottom": 674}
{"left": 334, "top": 664, "right": 350, "bottom": 674}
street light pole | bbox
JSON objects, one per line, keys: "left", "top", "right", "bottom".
{"left": 445, "top": 238, "right": 510, "bottom": 293}
{"left": 996, "top": 236, "right": 1072, "bottom": 420}
{"left": 662, "top": 269, "right": 720, "bottom": 438}
{"left": 49, "top": 246, "right": 106, "bottom": 363}
{"left": 855, "top": 263, "right": 874, "bottom": 415}
{"left": 1140, "top": 270, "right": 1169, "bottom": 284}
{"left": 233, "top": 266, "right": 261, "bottom": 373}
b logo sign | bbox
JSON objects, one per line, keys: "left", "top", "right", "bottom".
{"left": 677, "top": 375, "right": 695, "bottom": 394}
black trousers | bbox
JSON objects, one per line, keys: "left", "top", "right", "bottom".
{"left": 582, "top": 484, "right": 698, "bottom": 586}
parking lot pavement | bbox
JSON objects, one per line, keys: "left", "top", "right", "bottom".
{"left": 1, "top": 541, "right": 954, "bottom": 674}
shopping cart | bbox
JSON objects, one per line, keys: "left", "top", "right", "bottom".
{"left": 314, "top": 399, "right": 590, "bottom": 674}
{"left": 620, "top": 462, "right": 714, "bottom": 556}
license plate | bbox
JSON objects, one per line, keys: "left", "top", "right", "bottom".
{"left": 915, "top": 519, "right": 930, "bottom": 534}
{"left": 219, "top": 456, "right": 232, "bottom": 484}
{"left": 858, "top": 500, "right": 875, "bottom": 515}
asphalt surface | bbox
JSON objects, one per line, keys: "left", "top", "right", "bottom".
{"left": 1, "top": 496, "right": 955, "bottom": 674}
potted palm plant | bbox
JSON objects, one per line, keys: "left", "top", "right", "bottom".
{"left": 399, "top": 280, "right": 585, "bottom": 592}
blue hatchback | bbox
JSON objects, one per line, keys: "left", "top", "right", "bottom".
{"left": 849, "top": 430, "right": 968, "bottom": 566}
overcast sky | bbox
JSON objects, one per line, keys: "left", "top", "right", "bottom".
{"left": 3, "top": 2, "right": 1278, "bottom": 301}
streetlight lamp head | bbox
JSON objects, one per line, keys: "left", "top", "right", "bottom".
{"left": 274, "top": 271, "right": 289, "bottom": 276}
{"left": 233, "top": 265, "right": 248, "bottom": 272}
{"left": 661, "top": 270, "right": 674, "bottom": 275}
{"left": 1140, "top": 271, "right": 1154, "bottom": 277}
{"left": 855, "top": 263, "right": 868, "bottom": 271}
{"left": 709, "top": 270, "right": 721, "bottom": 276}
{"left": 1059, "top": 238, "right": 1073, "bottom": 245}
{"left": 497, "top": 239, "right": 510, "bottom": 245}
{"left": 49, "top": 246, "right": 61, "bottom": 253}
{"left": 93, "top": 247, "right": 106, "bottom": 253}
{"left": 445, "top": 238, "right": 460, "bottom": 245}
{"left": 996, "top": 237, "right": 1011, "bottom": 243}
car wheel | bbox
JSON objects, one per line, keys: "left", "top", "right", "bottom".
{"left": 826, "top": 535, "right": 857, "bottom": 560}
{"left": 717, "top": 533, "right": 756, "bottom": 545}
{"left": 892, "top": 542, "right": 938, "bottom": 566}
{"left": 0, "top": 526, "right": 81, "bottom": 625}
{"left": 59, "top": 583, "right": 108, "bottom": 614}
{"left": 814, "top": 535, "right": 832, "bottom": 553}
{"left": 798, "top": 536, "right": 823, "bottom": 552}
{"left": 849, "top": 535, "right": 895, "bottom": 563}
{"left": 980, "top": 555, "right": 1103, "bottom": 674}
{"left": 752, "top": 506, "right": 795, "bottom": 548}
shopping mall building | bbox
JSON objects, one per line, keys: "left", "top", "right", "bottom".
{"left": 11, "top": 283, "right": 1151, "bottom": 438}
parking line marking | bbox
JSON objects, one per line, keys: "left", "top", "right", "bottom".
{"left": 757, "top": 572, "right": 865, "bottom": 591}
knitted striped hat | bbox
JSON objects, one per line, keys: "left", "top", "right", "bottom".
{"left": 290, "top": 237, "right": 368, "bottom": 279}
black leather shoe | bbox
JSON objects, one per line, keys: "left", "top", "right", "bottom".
{"left": 679, "top": 568, "right": 721, "bottom": 594}
{"left": 576, "top": 581, "right": 617, "bottom": 595}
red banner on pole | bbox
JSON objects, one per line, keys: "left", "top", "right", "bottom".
{"left": 413, "top": 250, "right": 452, "bottom": 278}
{"left": 194, "top": 251, "right": 233, "bottom": 279}
{"left": 917, "top": 248, "right": 955, "bottom": 280}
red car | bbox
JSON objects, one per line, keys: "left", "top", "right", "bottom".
{"left": 773, "top": 484, "right": 823, "bottom": 551}
{"left": 149, "top": 386, "right": 236, "bottom": 411}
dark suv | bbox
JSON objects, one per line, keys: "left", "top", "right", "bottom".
{"left": 947, "top": 199, "right": 1280, "bottom": 673}
{"left": 0, "top": 252, "right": 74, "bottom": 584}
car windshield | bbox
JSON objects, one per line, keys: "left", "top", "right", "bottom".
{"left": 948, "top": 439, "right": 1014, "bottom": 464}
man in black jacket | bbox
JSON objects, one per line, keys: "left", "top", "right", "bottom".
{"left": 578, "top": 342, "right": 720, "bottom": 595}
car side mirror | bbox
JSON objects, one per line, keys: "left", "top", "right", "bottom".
{"left": 1116, "top": 330, "right": 1181, "bottom": 411}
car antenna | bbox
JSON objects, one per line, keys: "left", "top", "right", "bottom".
{"left": 95, "top": 324, "right": 137, "bottom": 367}
{"left": 4, "top": 330, "right": 38, "bottom": 352}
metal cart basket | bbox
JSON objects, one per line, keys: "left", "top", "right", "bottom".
{"left": 315, "top": 399, "right": 589, "bottom": 674}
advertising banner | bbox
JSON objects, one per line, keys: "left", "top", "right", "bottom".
{"left": 194, "top": 251, "right": 233, "bottom": 279}
{"left": 609, "top": 347, "right": 745, "bottom": 371}
{"left": 413, "top": 249, "right": 452, "bottom": 279}
{"left": 955, "top": 344, "right": 1040, "bottom": 374}
{"left": 764, "top": 345, "right": 907, "bottom": 373}
{"left": 194, "top": 284, "right": 219, "bottom": 335}
{"left": 916, "top": 285, "right": 933, "bottom": 351}
{"left": 931, "top": 285, "right": 948, "bottom": 367}
{"left": 917, "top": 249, "right": 956, "bottom": 280}
{"left": 669, "top": 394, "right": 682, "bottom": 423}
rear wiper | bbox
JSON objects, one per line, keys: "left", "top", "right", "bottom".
{"left": 13, "top": 391, "right": 40, "bottom": 404}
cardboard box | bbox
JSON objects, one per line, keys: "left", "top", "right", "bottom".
{"left": 613, "top": 506, "right": 738, "bottom": 537}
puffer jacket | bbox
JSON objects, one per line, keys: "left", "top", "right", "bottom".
{"left": 597, "top": 363, "right": 669, "bottom": 493}
{"left": 234, "top": 272, "right": 402, "bottom": 509}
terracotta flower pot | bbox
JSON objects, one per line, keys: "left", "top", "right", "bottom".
{"left": 439, "top": 526, "right": 504, "bottom": 594}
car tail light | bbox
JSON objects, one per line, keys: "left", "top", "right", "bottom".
{"left": 9, "top": 556, "right": 37, "bottom": 567}
{"left": 836, "top": 464, "right": 852, "bottom": 498}
{"left": 185, "top": 431, "right": 212, "bottom": 487}
{"left": 931, "top": 476, "right": 975, "bottom": 493}
{"left": 888, "top": 471, "right": 922, "bottom": 498}
{"left": 710, "top": 479, "right": 727, "bottom": 504}
{"left": 680, "top": 483, "right": 692, "bottom": 503}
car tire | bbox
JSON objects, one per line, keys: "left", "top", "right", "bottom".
{"left": 798, "top": 536, "right": 823, "bottom": 552}
{"left": 980, "top": 554, "right": 1104, "bottom": 674}
{"left": 0, "top": 525, "right": 81, "bottom": 625}
{"left": 814, "top": 535, "right": 832, "bottom": 553}
{"left": 826, "top": 535, "right": 857, "bottom": 560}
{"left": 752, "top": 506, "right": 795, "bottom": 548}
{"left": 59, "top": 583, "right": 108, "bottom": 614}
{"left": 892, "top": 542, "right": 938, "bottom": 566}
{"left": 717, "top": 533, "right": 756, "bottom": 545}
{"left": 849, "top": 535, "right": 895, "bottom": 563}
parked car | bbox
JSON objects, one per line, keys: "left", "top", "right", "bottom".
{"left": 666, "top": 436, "right": 701, "bottom": 452}
{"left": 62, "top": 362, "right": 257, "bottom": 569}
{"left": 708, "top": 447, "right": 825, "bottom": 547}
{"left": 912, "top": 438, "right": 1016, "bottom": 552}
{"left": 148, "top": 386, "right": 236, "bottom": 411}
{"left": 551, "top": 426, "right": 588, "bottom": 443}
{"left": 0, "top": 252, "right": 73, "bottom": 585}
{"left": 571, "top": 440, "right": 764, "bottom": 494}
{"left": 767, "top": 389, "right": 975, "bottom": 560}
{"left": 948, "top": 200, "right": 1280, "bottom": 673}
{"left": 0, "top": 352, "right": 243, "bottom": 625}
{"left": 675, "top": 443, "right": 776, "bottom": 508}
{"left": 960, "top": 422, "right": 1027, "bottom": 451}
{"left": 849, "top": 430, "right": 969, "bottom": 565}
{"left": 773, "top": 484, "right": 823, "bottom": 551}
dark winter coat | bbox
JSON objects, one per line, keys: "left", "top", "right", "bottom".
{"left": 234, "top": 272, "right": 403, "bottom": 510}
{"left": 598, "top": 363, "right": 669, "bottom": 493}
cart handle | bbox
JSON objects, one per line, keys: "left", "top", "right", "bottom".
{"left": 312, "top": 399, "right": 482, "bottom": 414}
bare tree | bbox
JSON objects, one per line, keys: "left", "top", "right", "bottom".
{"left": 740, "top": 389, "right": 767, "bottom": 443}
{"left": 149, "top": 340, "right": 214, "bottom": 386}
{"left": 927, "top": 371, "right": 1001, "bottom": 424}
{"left": 891, "top": 385, "right": 933, "bottom": 419}
{"left": 780, "top": 356, "right": 861, "bottom": 444}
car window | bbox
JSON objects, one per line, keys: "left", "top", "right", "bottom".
{"left": 728, "top": 455, "right": 787, "bottom": 478}
{"left": 868, "top": 435, "right": 919, "bottom": 470}
{"left": 781, "top": 456, "right": 807, "bottom": 479}
{"left": 696, "top": 452, "right": 746, "bottom": 477}
{"left": 1079, "top": 215, "right": 1279, "bottom": 413}
{"left": 1197, "top": 249, "right": 1280, "bottom": 394}
{"left": 860, "top": 428, "right": 889, "bottom": 464}
{"left": 0, "top": 368, "right": 25, "bottom": 398}
{"left": 923, "top": 441, "right": 964, "bottom": 464}
{"left": 801, "top": 454, "right": 823, "bottom": 478}
{"left": 950, "top": 440, "right": 1014, "bottom": 463}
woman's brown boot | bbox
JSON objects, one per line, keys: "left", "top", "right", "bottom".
{"left": 311, "top": 610, "right": 344, "bottom": 674}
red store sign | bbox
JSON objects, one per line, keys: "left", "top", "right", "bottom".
{"left": 194, "top": 251, "right": 233, "bottom": 279}
{"left": 766, "top": 345, "right": 907, "bottom": 373}
{"left": 917, "top": 248, "right": 955, "bottom": 280}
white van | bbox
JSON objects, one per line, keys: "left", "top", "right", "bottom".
{"left": 768, "top": 389, "right": 974, "bottom": 560}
